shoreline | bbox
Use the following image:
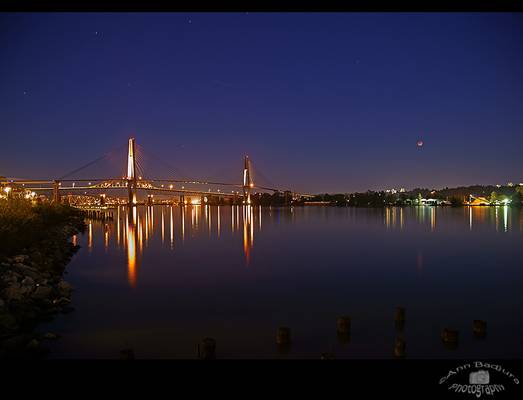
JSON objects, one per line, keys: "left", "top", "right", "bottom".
{"left": 0, "top": 202, "right": 86, "bottom": 359}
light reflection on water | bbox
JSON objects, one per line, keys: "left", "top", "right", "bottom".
{"left": 43, "top": 205, "right": 523, "bottom": 359}
{"left": 112, "top": 205, "right": 259, "bottom": 287}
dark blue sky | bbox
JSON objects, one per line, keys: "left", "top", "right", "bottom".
{"left": 1, "top": 12, "right": 522, "bottom": 193}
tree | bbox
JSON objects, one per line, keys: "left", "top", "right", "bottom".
{"left": 490, "top": 191, "right": 498, "bottom": 204}
{"left": 450, "top": 197, "right": 463, "bottom": 207}
{"left": 512, "top": 189, "right": 523, "bottom": 207}
{"left": 417, "top": 193, "right": 423, "bottom": 205}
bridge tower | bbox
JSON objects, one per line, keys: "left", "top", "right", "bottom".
{"left": 52, "top": 180, "right": 61, "bottom": 204}
{"left": 242, "top": 156, "right": 253, "bottom": 205}
{"left": 127, "top": 137, "right": 137, "bottom": 205}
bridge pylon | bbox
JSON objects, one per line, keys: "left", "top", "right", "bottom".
{"left": 127, "top": 137, "right": 137, "bottom": 205}
{"left": 242, "top": 155, "right": 253, "bottom": 205}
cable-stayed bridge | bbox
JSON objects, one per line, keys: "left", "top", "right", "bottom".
{"left": 1, "top": 138, "right": 311, "bottom": 205}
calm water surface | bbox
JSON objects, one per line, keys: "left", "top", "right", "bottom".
{"left": 41, "top": 205, "right": 523, "bottom": 359}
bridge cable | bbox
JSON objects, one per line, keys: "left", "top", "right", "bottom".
{"left": 58, "top": 144, "right": 126, "bottom": 180}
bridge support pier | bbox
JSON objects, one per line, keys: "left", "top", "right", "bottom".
{"left": 127, "top": 181, "right": 136, "bottom": 205}
{"left": 52, "top": 180, "right": 61, "bottom": 204}
{"left": 180, "top": 195, "right": 185, "bottom": 205}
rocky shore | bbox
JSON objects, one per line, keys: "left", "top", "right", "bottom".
{"left": 0, "top": 202, "right": 85, "bottom": 359}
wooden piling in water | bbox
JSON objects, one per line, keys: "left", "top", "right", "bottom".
{"left": 441, "top": 328, "right": 459, "bottom": 349}
{"left": 120, "top": 348, "right": 135, "bottom": 360}
{"left": 473, "top": 320, "right": 487, "bottom": 338}
{"left": 198, "top": 337, "right": 216, "bottom": 360}
{"left": 394, "top": 307, "right": 406, "bottom": 322}
{"left": 336, "top": 316, "right": 351, "bottom": 335}
{"left": 276, "top": 327, "right": 291, "bottom": 346}
{"left": 394, "top": 337, "right": 406, "bottom": 358}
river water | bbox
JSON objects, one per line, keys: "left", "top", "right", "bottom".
{"left": 41, "top": 205, "right": 523, "bottom": 359}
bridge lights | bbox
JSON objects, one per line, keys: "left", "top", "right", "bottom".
{"left": 169, "top": 184, "right": 173, "bottom": 189}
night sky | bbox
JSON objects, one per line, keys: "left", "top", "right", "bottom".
{"left": 1, "top": 12, "right": 522, "bottom": 193}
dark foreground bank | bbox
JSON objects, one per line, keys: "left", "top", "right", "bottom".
{"left": 0, "top": 198, "right": 86, "bottom": 359}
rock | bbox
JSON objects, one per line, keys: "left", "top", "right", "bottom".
{"left": 26, "top": 338, "right": 40, "bottom": 350}
{"left": 21, "top": 276, "right": 35, "bottom": 286}
{"left": 3, "top": 271, "right": 22, "bottom": 284}
{"left": 43, "top": 332, "right": 59, "bottom": 340}
{"left": 320, "top": 352, "right": 335, "bottom": 359}
{"left": 57, "top": 280, "right": 73, "bottom": 295}
{"left": 14, "top": 265, "right": 41, "bottom": 281}
{"left": 3, "top": 284, "right": 24, "bottom": 301}
{"left": 1, "top": 334, "right": 32, "bottom": 350}
{"left": 32, "top": 285, "right": 53, "bottom": 300}
{"left": 12, "top": 255, "right": 29, "bottom": 264}
{"left": 52, "top": 297, "right": 71, "bottom": 306}
{"left": 40, "top": 299, "right": 53, "bottom": 308}
{"left": 0, "top": 312, "right": 19, "bottom": 332}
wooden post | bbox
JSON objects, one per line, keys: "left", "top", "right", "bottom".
{"left": 198, "top": 338, "right": 216, "bottom": 360}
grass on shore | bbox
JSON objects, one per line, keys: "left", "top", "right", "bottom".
{"left": 0, "top": 198, "right": 86, "bottom": 264}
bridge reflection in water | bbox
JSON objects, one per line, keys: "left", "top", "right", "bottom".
{"left": 82, "top": 205, "right": 520, "bottom": 288}
{"left": 85, "top": 205, "right": 261, "bottom": 287}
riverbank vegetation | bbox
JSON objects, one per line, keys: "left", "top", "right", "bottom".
{"left": 298, "top": 185, "right": 523, "bottom": 208}
{"left": 0, "top": 198, "right": 86, "bottom": 358}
